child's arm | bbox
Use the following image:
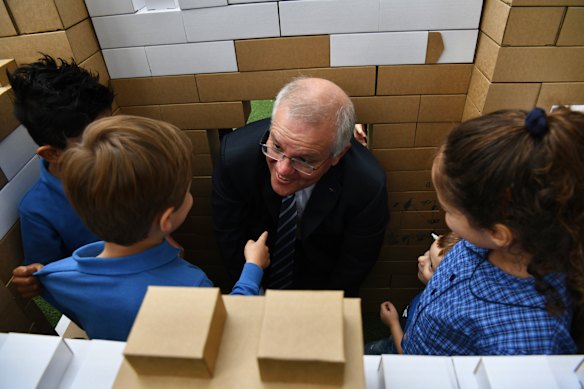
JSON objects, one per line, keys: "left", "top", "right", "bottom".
{"left": 380, "top": 301, "right": 404, "bottom": 354}
{"left": 244, "top": 231, "right": 270, "bottom": 269}
{"left": 230, "top": 231, "right": 270, "bottom": 295}
{"left": 11, "top": 264, "right": 44, "bottom": 299}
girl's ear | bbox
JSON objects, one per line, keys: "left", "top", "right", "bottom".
{"left": 490, "top": 223, "right": 514, "bottom": 248}
{"left": 158, "top": 207, "right": 175, "bottom": 234}
{"left": 36, "top": 145, "right": 63, "bottom": 164}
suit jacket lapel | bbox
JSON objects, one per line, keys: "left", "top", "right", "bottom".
{"left": 300, "top": 165, "right": 342, "bottom": 239}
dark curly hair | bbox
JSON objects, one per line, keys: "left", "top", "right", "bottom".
{"left": 434, "top": 108, "right": 584, "bottom": 316}
{"left": 7, "top": 54, "right": 114, "bottom": 150}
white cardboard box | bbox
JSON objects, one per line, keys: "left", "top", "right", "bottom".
{"left": 102, "top": 47, "right": 151, "bottom": 79}
{"left": 279, "top": 0, "right": 378, "bottom": 36}
{"left": 145, "top": 41, "right": 238, "bottom": 76}
{"left": 92, "top": 8, "right": 186, "bottom": 49}
{"left": 379, "top": 0, "right": 483, "bottom": 32}
{"left": 435, "top": 30, "right": 479, "bottom": 64}
{"left": 381, "top": 355, "right": 458, "bottom": 389}
{"left": 474, "top": 356, "right": 559, "bottom": 389}
{"left": 182, "top": 3, "right": 279, "bottom": 43}
{"left": 576, "top": 358, "right": 584, "bottom": 387}
{"left": 547, "top": 356, "right": 583, "bottom": 389}
{"left": 0, "top": 124, "right": 37, "bottom": 181}
{"left": 145, "top": 0, "right": 177, "bottom": 10}
{"left": 364, "top": 355, "right": 384, "bottom": 389}
{"left": 228, "top": 0, "right": 275, "bottom": 3}
{"left": 178, "top": 0, "right": 227, "bottom": 9}
{"left": 66, "top": 339, "right": 126, "bottom": 388}
{"left": 84, "top": 0, "right": 145, "bottom": 17}
{"left": 330, "top": 31, "right": 428, "bottom": 67}
{"left": 0, "top": 333, "right": 73, "bottom": 389}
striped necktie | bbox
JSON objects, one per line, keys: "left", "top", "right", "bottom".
{"left": 268, "top": 194, "right": 297, "bottom": 289}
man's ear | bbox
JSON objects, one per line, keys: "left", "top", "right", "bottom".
{"left": 331, "top": 144, "right": 351, "bottom": 167}
{"left": 490, "top": 223, "right": 514, "bottom": 248}
{"left": 36, "top": 145, "right": 63, "bottom": 164}
{"left": 158, "top": 207, "right": 176, "bottom": 235}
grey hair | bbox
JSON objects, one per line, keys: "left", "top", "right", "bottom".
{"left": 272, "top": 77, "right": 355, "bottom": 157}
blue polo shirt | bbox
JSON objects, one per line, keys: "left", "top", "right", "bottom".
{"left": 35, "top": 240, "right": 263, "bottom": 341}
{"left": 19, "top": 158, "right": 98, "bottom": 264}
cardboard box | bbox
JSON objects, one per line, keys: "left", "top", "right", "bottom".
{"left": 178, "top": 0, "right": 226, "bottom": 9}
{"left": 400, "top": 210, "right": 445, "bottom": 229}
{"left": 192, "top": 154, "right": 213, "bottom": 176}
{"left": 382, "top": 355, "right": 458, "bottom": 388}
{"left": 0, "top": 19, "right": 99, "bottom": 66}
{"left": 462, "top": 97, "right": 482, "bottom": 121}
{"left": 547, "top": 355, "right": 584, "bottom": 388}
{"left": 331, "top": 31, "right": 428, "bottom": 67}
{"left": 184, "top": 130, "right": 210, "bottom": 154}
{"left": 386, "top": 170, "right": 433, "bottom": 192}
{"left": 124, "top": 287, "right": 227, "bottom": 377}
{"left": 160, "top": 101, "right": 250, "bottom": 130}
{"left": 476, "top": 32, "right": 584, "bottom": 82}
{"left": 379, "top": 0, "right": 482, "bottom": 32}
{"left": 92, "top": 8, "right": 187, "bottom": 49}
{"left": 0, "top": 1, "right": 17, "bottom": 37}
{"left": 387, "top": 191, "right": 439, "bottom": 212}
{"left": 55, "top": 315, "right": 88, "bottom": 339}
{"left": 363, "top": 356, "right": 383, "bottom": 389}
{"left": 363, "top": 260, "right": 418, "bottom": 288}
{"left": 6, "top": 0, "right": 88, "bottom": 34}
{"left": 576, "top": 358, "right": 584, "bottom": 387}
{"left": 0, "top": 170, "right": 6, "bottom": 191}
{"left": 373, "top": 148, "right": 436, "bottom": 171}
{"left": 418, "top": 95, "right": 466, "bottom": 122}
{"left": 0, "top": 125, "right": 37, "bottom": 181}
{"left": 434, "top": 30, "right": 479, "bottom": 64}
{"left": 145, "top": 0, "right": 177, "bottom": 10}
{"left": 370, "top": 123, "right": 416, "bottom": 149}
{"left": 112, "top": 76, "right": 199, "bottom": 106}
{"left": 190, "top": 177, "right": 212, "bottom": 196}
{"left": 415, "top": 122, "right": 455, "bottom": 147}
{"left": 0, "top": 87, "right": 19, "bottom": 141}
{"left": 377, "top": 64, "right": 472, "bottom": 96}
{"left": 119, "top": 105, "right": 163, "bottom": 120}
{"left": 505, "top": 0, "right": 584, "bottom": 5}
{"left": 235, "top": 36, "right": 329, "bottom": 72}
{"left": 257, "top": 290, "right": 345, "bottom": 385}
{"left": 0, "top": 221, "right": 23, "bottom": 282}
{"left": 359, "top": 287, "right": 421, "bottom": 313}
{"left": 557, "top": 7, "right": 584, "bottom": 46}
{"left": 79, "top": 51, "right": 110, "bottom": 86}
{"left": 480, "top": 0, "right": 511, "bottom": 45}
{"left": 474, "top": 356, "right": 559, "bottom": 389}
{"left": 84, "top": 0, "right": 145, "bottom": 17}
{"left": 114, "top": 295, "right": 365, "bottom": 388}
{"left": 146, "top": 41, "right": 237, "bottom": 77}
{"left": 182, "top": 3, "right": 279, "bottom": 43}
{"left": 228, "top": 0, "right": 274, "bottom": 3}
{"left": 0, "top": 333, "right": 73, "bottom": 389}
{"left": 352, "top": 96, "right": 420, "bottom": 124}
{"left": 279, "top": 0, "right": 378, "bottom": 36}
{"left": 0, "top": 59, "right": 17, "bottom": 86}
{"left": 102, "top": 47, "right": 151, "bottom": 79}
{"left": 537, "top": 82, "right": 584, "bottom": 111}
{"left": 196, "top": 66, "right": 376, "bottom": 102}
{"left": 467, "top": 66, "right": 541, "bottom": 113}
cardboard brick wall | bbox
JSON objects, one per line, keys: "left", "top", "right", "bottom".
{"left": 0, "top": 0, "right": 582, "bottom": 323}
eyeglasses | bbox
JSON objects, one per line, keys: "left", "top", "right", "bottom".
{"left": 260, "top": 143, "right": 329, "bottom": 175}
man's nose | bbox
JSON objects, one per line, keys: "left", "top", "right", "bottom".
{"left": 276, "top": 157, "right": 295, "bottom": 175}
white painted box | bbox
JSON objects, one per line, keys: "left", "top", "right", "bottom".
{"left": 0, "top": 124, "right": 37, "bottom": 181}
{"left": 102, "top": 47, "right": 151, "bottom": 79}
{"left": 182, "top": 3, "right": 279, "bottom": 43}
{"left": 474, "top": 356, "right": 559, "bottom": 389}
{"left": 364, "top": 355, "right": 384, "bottom": 389}
{"left": 279, "top": 0, "right": 378, "bottom": 36}
{"left": 330, "top": 31, "right": 428, "bottom": 67}
{"left": 381, "top": 354, "right": 458, "bottom": 389}
{"left": 146, "top": 41, "right": 238, "bottom": 76}
{"left": 84, "top": 0, "right": 145, "bottom": 17}
{"left": 435, "top": 30, "right": 479, "bottom": 64}
{"left": 178, "top": 0, "right": 227, "bottom": 9}
{"left": 92, "top": 8, "right": 186, "bottom": 49}
{"left": 145, "top": 0, "right": 178, "bottom": 10}
{"left": 379, "top": 0, "right": 483, "bottom": 32}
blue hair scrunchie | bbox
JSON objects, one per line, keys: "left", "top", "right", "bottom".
{"left": 525, "top": 107, "right": 549, "bottom": 138}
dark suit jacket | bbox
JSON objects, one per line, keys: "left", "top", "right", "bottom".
{"left": 212, "top": 118, "right": 389, "bottom": 297}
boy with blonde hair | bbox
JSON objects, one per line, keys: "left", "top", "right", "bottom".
{"left": 30, "top": 115, "right": 269, "bottom": 341}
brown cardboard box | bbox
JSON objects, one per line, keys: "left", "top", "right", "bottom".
{"left": 114, "top": 295, "right": 365, "bottom": 388}
{"left": 6, "top": 0, "right": 88, "bottom": 34}
{"left": 352, "top": 96, "right": 420, "bottom": 124}
{"left": 160, "top": 102, "right": 250, "bottom": 130}
{"left": 476, "top": 33, "right": 584, "bottom": 82}
{"left": 537, "top": 82, "right": 584, "bottom": 110}
{"left": 235, "top": 36, "right": 329, "bottom": 72}
{"left": 0, "top": 86, "right": 19, "bottom": 141}
{"left": 415, "top": 122, "right": 455, "bottom": 147}
{"left": 0, "top": 169, "right": 7, "bottom": 191}
{"left": 0, "top": 59, "right": 17, "bottom": 87}
{"left": 124, "top": 287, "right": 227, "bottom": 378}
{"left": 387, "top": 191, "right": 440, "bottom": 212}
{"left": 258, "top": 290, "right": 345, "bottom": 385}
{"left": 360, "top": 287, "right": 420, "bottom": 313}
{"left": 386, "top": 170, "right": 433, "bottom": 192}
{"left": 192, "top": 154, "right": 213, "bottom": 176}
{"left": 0, "top": 20, "right": 99, "bottom": 66}
{"left": 379, "top": 244, "right": 433, "bottom": 261}
{"left": 480, "top": 0, "right": 511, "bottom": 45}
{"left": 195, "top": 67, "right": 375, "bottom": 102}
{"left": 418, "top": 95, "right": 466, "bottom": 122}
{"left": 557, "top": 7, "right": 584, "bottom": 46}
{"left": 112, "top": 76, "right": 200, "bottom": 107}
{"left": 0, "top": 2, "right": 17, "bottom": 37}
{"left": 0, "top": 222, "right": 23, "bottom": 284}
{"left": 467, "top": 66, "right": 541, "bottom": 113}
{"left": 370, "top": 123, "right": 416, "bottom": 149}
{"left": 373, "top": 148, "right": 436, "bottom": 171}
{"left": 384, "top": 228, "right": 442, "bottom": 247}
{"left": 462, "top": 97, "right": 482, "bottom": 121}
{"left": 190, "top": 177, "right": 212, "bottom": 197}
{"left": 119, "top": 105, "right": 163, "bottom": 120}
{"left": 505, "top": 0, "right": 584, "bottom": 5}
{"left": 376, "top": 65, "right": 472, "bottom": 96}
{"left": 400, "top": 210, "right": 445, "bottom": 229}
{"left": 79, "top": 51, "right": 110, "bottom": 86}
{"left": 363, "top": 260, "right": 418, "bottom": 288}
{"left": 184, "top": 130, "right": 210, "bottom": 154}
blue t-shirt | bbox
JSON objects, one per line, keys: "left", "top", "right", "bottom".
{"left": 19, "top": 158, "right": 98, "bottom": 264}
{"left": 402, "top": 240, "right": 577, "bottom": 355}
{"left": 35, "top": 240, "right": 264, "bottom": 341}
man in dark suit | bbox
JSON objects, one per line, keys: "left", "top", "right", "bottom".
{"left": 213, "top": 77, "right": 388, "bottom": 297}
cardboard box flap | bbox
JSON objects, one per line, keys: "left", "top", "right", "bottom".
{"left": 425, "top": 32, "right": 444, "bottom": 64}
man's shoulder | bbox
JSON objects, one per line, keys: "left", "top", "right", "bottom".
{"left": 222, "top": 118, "right": 269, "bottom": 156}
{"left": 340, "top": 141, "right": 387, "bottom": 187}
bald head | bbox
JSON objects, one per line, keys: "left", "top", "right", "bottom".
{"left": 272, "top": 77, "right": 355, "bottom": 156}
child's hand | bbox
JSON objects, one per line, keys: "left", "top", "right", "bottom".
{"left": 244, "top": 231, "right": 270, "bottom": 270}
{"left": 379, "top": 301, "right": 400, "bottom": 329}
{"left": 12, "top": 264, "right": 44, "bottom": 299}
